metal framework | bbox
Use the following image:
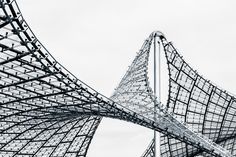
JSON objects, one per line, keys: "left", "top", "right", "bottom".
{"left": 141, "top": 139, "right": 155, "bottom": 157}
{"left": 158, "top": 37, "right": 236, "bottom": 157}
{"left": 0, "top": 0, "right": 235, "bottom": 157}
{"left": 0, "top": 1, "right": 103, "bottom": 156}
{"left": 141, "top": 35, "right": 236, "bottom": 157}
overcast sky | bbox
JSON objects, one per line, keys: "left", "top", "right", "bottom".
{"left": 18, "top": 1, "right": 236, "bottom": 156}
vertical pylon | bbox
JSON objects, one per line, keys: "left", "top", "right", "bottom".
{"left": 153, "top": 32, "right": 157, "bottom": 157}
{"left": 153, "top": 34, "right": 161, "bottom": 157}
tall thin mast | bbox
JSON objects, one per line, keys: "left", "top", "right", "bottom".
{"left": 158, "top": 40, "right": 161, "bottom": 157}
{"left": 153, "top": 34, "right": 161, "bottom": 157}
{"left": 153, "top": 35, "right": 157, "bottom": 157}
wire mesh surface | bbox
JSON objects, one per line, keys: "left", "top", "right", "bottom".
{"left": 111, "top": 32, "right": 232, "bottom": 157}
{"left": 159, "top": 38, "right": 236, "bottom": 157}
{"left": 0, "top": 1, "right": 103, "bottom": 156}
{"left": 0, "top": 1, "right": 234, "bottom": 157}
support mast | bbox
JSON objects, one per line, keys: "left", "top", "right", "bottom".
{"left": 153, "top": 35, "right": 161, "bottom": 157}
{"left": 153, "top": 35, "right": 157, "bottom": 157}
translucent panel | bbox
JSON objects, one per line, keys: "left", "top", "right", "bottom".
{"left": 160, "top": 38, "right": 236, "bottom": 157}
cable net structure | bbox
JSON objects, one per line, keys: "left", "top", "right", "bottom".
{"left": 140, "top": 37, "right": 236, "bottom": 157}
{"left": 0, "top": 0, "right": 235, "bottom": 157}
{"left": 158, "top": 37, "right": 236, "bottom": 157}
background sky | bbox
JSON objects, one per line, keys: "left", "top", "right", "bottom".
{"left": 18, "top": 1, "right": 236, "bottom": 156}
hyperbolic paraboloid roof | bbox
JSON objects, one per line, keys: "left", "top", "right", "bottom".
{"left": 0, "top": 0, "right": 235, "bottom": 157}
{"left": 159, "top": 37, "right": 236, "bottom": 157}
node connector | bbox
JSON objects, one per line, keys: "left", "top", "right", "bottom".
{"left": 151, "top": 31, "right": 166, "bottom": 40}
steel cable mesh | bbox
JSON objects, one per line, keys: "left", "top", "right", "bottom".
{"left": 0, "top": 1, "right": 175, "bottom": 156}
{"left": 0, "top": 1, "right": 234, "bottom": 157}
{"left": 159, "top": 38, "right": 236, "bottom": 157}
{"left": 0, "top": 1, "right": 103, "bottom": 156}
{"left": 0, "top": 114, "right": 101, "bottom": 156}
{"left": 111, "top": 35, "right": 156, "bottom": 118}
{"left": 111, "top": 32, "right": 232, "bottom": 157}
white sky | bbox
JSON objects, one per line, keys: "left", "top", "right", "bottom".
{"left": 18, "top": 1, "right": 236, "bottom": 156}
